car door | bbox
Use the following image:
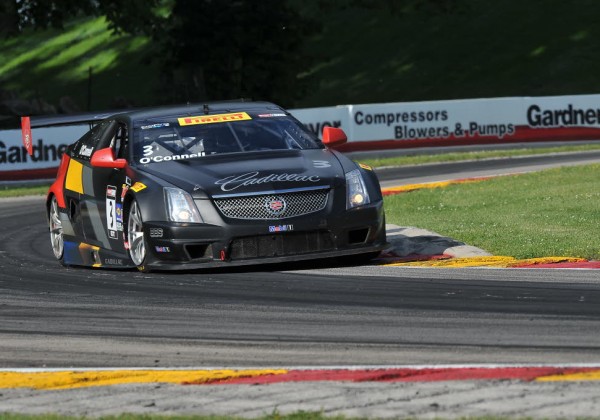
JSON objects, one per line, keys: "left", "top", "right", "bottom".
{"left": 93, "top": 121, "right": 130, "bottom": 255}
{"left": 63, "top": 120, "right": 113, "bottom": 242}
{"left": 74, "top": 119, "right": 119, "bottom": 249}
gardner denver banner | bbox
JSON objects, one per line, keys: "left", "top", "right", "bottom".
{"left": 0, "top": 125, "right": 88, "bottom": 181}
{"left": 292, "top": 94, "right": 600, "bottom": 152}
{"left": 2, "top": 94, "right": 600, "bottom": 181}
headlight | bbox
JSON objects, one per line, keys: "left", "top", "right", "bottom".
{"left": 164, "top": 187, "right": 203, "bottom": 223}
{"left": 345, "top": 169, "right": 371, "bottom": 209}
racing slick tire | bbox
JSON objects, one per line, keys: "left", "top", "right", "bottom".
{"left": 126, "top": 199, "right": 151, "bottom": 272}
{"left": 48, "top": 195, "right": 65, "bottom": 265}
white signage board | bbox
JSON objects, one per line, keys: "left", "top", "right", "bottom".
{"left": 291, "top": 94, "right": 600, "bottom": 150}
{"left": 0, "top": 125, "right": 88, "bottom": 181}
{"left": 3, "top": 94, "right": 600, "bottom": 180}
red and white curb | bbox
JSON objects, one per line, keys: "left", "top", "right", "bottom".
{"left": 2, "top": 365, "right": 600, "bottom": 390}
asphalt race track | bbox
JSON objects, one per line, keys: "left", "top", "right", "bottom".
{"left": 2, "top": 154, "right": 600, "bottom": 417}
{"left": 374, "top": 149, "right": 600, "bottom": 187}
{"left": 1, "top": 191, "right": 600, "bottom": 368}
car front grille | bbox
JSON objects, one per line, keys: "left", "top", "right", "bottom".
{"left": 230, "top": 231, "right": 334, "bottom": 260}
{"left": 213, "top": 188, "right": 329, "bottom": 220}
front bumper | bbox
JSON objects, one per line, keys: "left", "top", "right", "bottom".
{"left": 141, "top": 200, "right": 386, "bottom": 270}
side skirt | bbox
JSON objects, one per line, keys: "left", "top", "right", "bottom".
{"left": 62, "top": 237, "right": 134, "bottom": 269}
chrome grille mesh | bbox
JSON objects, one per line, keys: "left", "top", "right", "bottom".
{"left": 213, "top": 189, "right": 329, "bottom": 220}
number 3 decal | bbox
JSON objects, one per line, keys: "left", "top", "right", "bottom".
{"left": 143, "top": 145, "right": 153, "bottom": 157}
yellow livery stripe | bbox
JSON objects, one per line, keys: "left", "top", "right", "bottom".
{"left": 130, "top": 182, "right": 147, "bottom": 193}
{"left": 65, "top": 160, "right": 84, "bottom": 194}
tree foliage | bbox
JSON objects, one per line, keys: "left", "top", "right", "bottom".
{"left": 1, "top": 0, "right": 319, "bottom": 106}
{"left": 158, "top": 0, "right": 318, "bottom": 105}
{"left": 0, "top": 0, "right": 160, "bottom": 36}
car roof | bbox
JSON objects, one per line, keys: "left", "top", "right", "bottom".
{"left": 117, "top": 101, "right": 287, "bottom": 124}
{"left": 29, "top": 101, "right": 287, "bottom": 128}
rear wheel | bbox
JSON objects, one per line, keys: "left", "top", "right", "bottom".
{"left": 48, "top": 195, "right": 64, "bottom": 262}
{"left": 127, "top": 200, "right": 149, "bottom": 271}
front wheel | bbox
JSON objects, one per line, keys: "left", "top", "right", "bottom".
{"left": 48, "top": 195, "right": 64, "bottom": 263}
{"left": 127, "top": 200, "right": 149, "bottom": 271}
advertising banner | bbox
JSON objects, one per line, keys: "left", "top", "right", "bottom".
{"left": 289, "top": 105, "right": 350, "bottom": 138}
{"left": 2, "top": 94, "right": 600, "bottom": 181}
{"left": 0, "top": 125, "right": 88, "bottom": 181}
{"left": 291, "top": 94, "right": 600, "bottom": 152}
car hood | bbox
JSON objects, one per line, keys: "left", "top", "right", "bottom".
{"left": 138, "top": 149, "right": 345, "bottom": 197}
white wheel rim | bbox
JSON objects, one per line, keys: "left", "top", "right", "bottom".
{"left": 49, "top": 197, "right": 64, "bottom": 259}
{"left": 127, "top": 201, "right": 146, "bottom": 266}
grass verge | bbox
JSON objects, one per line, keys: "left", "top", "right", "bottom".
{"left": 357, "top": 143, "right": 600, "bottom": 169}
{"left": 0, "top": 185, "right": 48, "bottom": 198}
{"left": 384, "top": 164, "right": 600, "bottom": 259}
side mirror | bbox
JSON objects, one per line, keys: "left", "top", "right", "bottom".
{"left": 322, "top": 126, "right": 347, "bottom": 147}
{"left": 91, "top": 147, "right": 127, "bottom": 169}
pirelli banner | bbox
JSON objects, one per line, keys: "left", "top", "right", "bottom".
{"left": 292, "top": 94, "right": 600, "bottom": 152}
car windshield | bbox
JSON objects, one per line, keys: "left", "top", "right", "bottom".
{"left": 132, "top": 113, "right": 322, "bottom": 164}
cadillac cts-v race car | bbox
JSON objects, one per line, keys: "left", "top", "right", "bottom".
{"left": 38, "top": 101, "right": 386, "bottom": 271}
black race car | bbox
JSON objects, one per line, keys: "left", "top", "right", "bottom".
{"left": 41, "top": 101, "right": 386, "bottom": 271}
